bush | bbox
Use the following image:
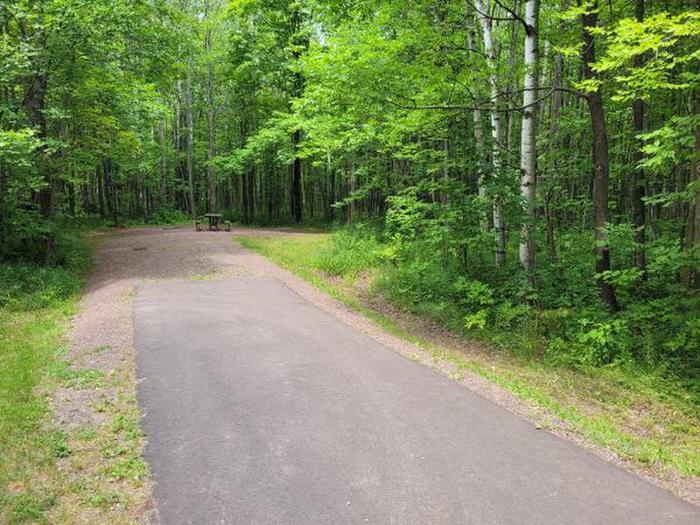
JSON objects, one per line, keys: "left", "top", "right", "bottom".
{"left": 322, "top": 206, "right": 700, "bottom": 387}
{"left": 149, "top": 206, "right": 191, "bottom": 225}
{"left": 0, "top": 229, "right": 89, "bottom": 311}
{"left": 380, "top": 258, "right": 454, "bottom": 306}
{"left": 314, "top": 227, "right": 384, "bottom": 278}
{"left": 0, "top": 264, "right": 83, "bottom": 311}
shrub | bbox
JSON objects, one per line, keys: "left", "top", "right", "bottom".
{"left": 314, "top": 227, "right": 383, "bottom": 278}
{"left": 0, "top": 229, "right": 88, "bottom": 310}
{"left": 0, "top": 264, "right": 83, "bottom": 311}
{"left": 150, "top": 206, "right": 190, "bottom": 225}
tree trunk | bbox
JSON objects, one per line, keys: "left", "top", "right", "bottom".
{"left": 327, "top": 152, "right": 336, "bottom": 221}
{"left": 205, "top": 0, "right": 217, "bottom": 212}
{"left": 186, "top": 54, "right": 196, "bottom": 218}
{"left": 291, "top": 129, "right": 303, "bottom": 223}
{"left": 442, "top": 135, "right": 450, "bottom": 205}
{"left": 683, "top": 91, "right": 700, "bottom": 289}
{"left": 504, "top": 4, "right": 520, "bottom": 152}
{"left": 349, "top": 167, "right": 356, "bottom": 223}
{"left": 632, "top": 0, "right": 647, "bottom": 276}
{"left": 103, "top": 159, "right": 118, "bottom": 227}
{"left": 97, "top": 165, "right": 106, "bottom": 219}
{"left": 25, "top": 72, "right": 54, "bottom": 260}
{"left": 580, "top": 1, "right": 619, "bottom": 311}
{"left": 68, "top": 183, "right": 76, "bottom": 217}
{"left": 476, "top": 0, "right": 506, "bottom": 265}
{"left": 545, "top": 22, "right": 564, "bottom": 270}
{"left": 159, "top": 119, "right": 168, "bottom": 206}
{"left": 247, "top": 168, "right": 256, "bottom": 224}
{"left": 289, "top": 5, "right": 306, "bottom": 224}
{"left": 22, "top": 2, "right": 53, "bottom": 262}
{"left": 519, "top": 0, "right": 539, "bottom": 292}
{"left": 467, "top": 13, "right": 489, "bottom": 230}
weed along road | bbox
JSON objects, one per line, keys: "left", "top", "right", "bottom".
{"left": 133, "top": 254, "right": 700, "bottom": 523}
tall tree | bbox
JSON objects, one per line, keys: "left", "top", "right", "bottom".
{"left": 519, "top": 0, "right": 540, "bottom": 292}
{"left": 467, "top": 11, "right": 488, "bottom": 231}
{"left": 186, "top": 53, "right": 196, "bottom": 217}
{"left": 205, "top": 0, "right": 217, "bottom": 212}
{"left": 22, "top": 0, "right": 54, "bottom": 260}
{"left": 631, "top": 0, "right": 646, "bottom": 276}
{"left": 290, "top": 3, "right": 306, "bottom": 224}
{"left": 580, "top": 0, "right": 619, "bottom": 311}
{"left": 476, "top": 0, "right": 506, "bottom": 265}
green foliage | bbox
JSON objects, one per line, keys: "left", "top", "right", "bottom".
{"left": 0, "top": 229, "right": 88, "bottom": 310}
{"left": 0, "top": 491, "right": 56, "bottom": 525}
{"left": 364, "top": 193, "right": 700, "bottom": 384}
{"left": 0, "top": 231, "right": 89, "bottom": 521}
{"left": 0, "top": 264, "right": 82, "bottom": 310}
{"left": 314, "top": 227, "right": 383, "bottom": 277}
{"left": 594, "top": 10, "right": 700, "bottom": 102}
{"left": 149, "top": 207, "right": 191, "bottom": 225}
{"left": 0, "top": 0, "right": 181, "bottom": 259}
{"left": 639, "top": 115, "right": 699, "bottom": 175}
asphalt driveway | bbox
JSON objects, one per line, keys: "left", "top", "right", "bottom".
{"left": 134, "top": 276, "right": 700, "bottom": 524}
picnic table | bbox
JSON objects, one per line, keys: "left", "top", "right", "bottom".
{"left": 195, "top": 213, "right": 231, "bottom": 232}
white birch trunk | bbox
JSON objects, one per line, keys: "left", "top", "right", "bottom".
{"left": 476, "top": 0, "right": 506, "bottom": 265}
{"left": 519, "top": 0, "right": 539, "bottom": 289}
{"left": 467, "top": 13, "right": 488, "bottom": 230}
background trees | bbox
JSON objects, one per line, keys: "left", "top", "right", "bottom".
{"left": 2, "top": 0, "right": 699, "bottom": 376}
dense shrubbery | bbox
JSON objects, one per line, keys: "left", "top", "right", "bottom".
{"left": 330, "top": 192, "right": 700, "bottom": 393}
{"left": 0, "top": 230, "right": 89, "bottom": 310}
{"left": 148, "top": 207, "right": 192, "bottom": 226}
{"left": 314, "top": 227, "right": 384, "bottom": 278}
{"left": 0, "top": 264, "right": 82, "bottom": 311}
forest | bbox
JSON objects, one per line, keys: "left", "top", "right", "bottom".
{"left": 1, "top": 0, "right": 700, "bottom": 450}
{"left": 3, "top": 0, "right": 699, "bottom": 375}
{"left": 1, "top": 0, "right": 699, "bottom": 520}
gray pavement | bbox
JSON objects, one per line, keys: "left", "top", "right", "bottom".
{"left": 134, "top": 277, "right": 700, "bottom": 524}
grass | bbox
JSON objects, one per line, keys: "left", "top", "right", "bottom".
{"left": 238, "top": 232, "right": 700, "bottom": 484}
{"left": 0, "top": 306, "right": 75, "bottom": 522}
{"left": 0, "top": 230, "right": 150, "bottom": 523}
{"left": 0, "top": 249, "right": 88, "bottom": 522}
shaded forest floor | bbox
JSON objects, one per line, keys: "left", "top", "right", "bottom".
{"left": 238, "top": 230, "right": 700, "bottom": 505}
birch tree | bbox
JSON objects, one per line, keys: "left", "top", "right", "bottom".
{"left": 519, "top": 0, "right": 539, "bottom": 291}
{"left": 476, "top": 0, "right": 506, "bottom": 265}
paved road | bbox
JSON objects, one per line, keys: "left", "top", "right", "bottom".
{"left": 135, "top": 277, "right": 700, "bottom": 524}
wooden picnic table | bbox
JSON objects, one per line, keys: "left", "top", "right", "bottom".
{"left": 205, "top": 213, "right": 222, "bottom": 231}
{"left": 195, "top": 213, "right": 230, "bottom": 232}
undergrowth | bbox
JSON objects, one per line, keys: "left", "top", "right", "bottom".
{"left": 0, "top": 230, "right": 90, "bottom": 522}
